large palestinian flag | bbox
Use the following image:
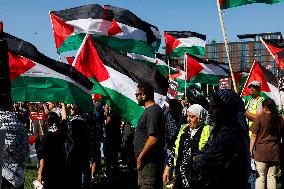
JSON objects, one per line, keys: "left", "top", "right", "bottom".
{"left": 241, "top": 60, "right": 280, "bottom": 105}
{"left": 219, "top": 0, "right": 283, "bottom": 9}
{"left": 260, "top": 38, "right": 284, "bottom": 70}
{"left": 164, "top": 31, "right": 206, "bottom": 58}
{"left": 0, "top": 32, "right": 94, "bottom": 112}
{"left": 50, "top": 4, "right": 160, "bottom": 57}
{"left": 74, "top": 35, "right": 168, "bottom": 126}
{"left": 186, "top": 54, "right": 229, "bottom": 85}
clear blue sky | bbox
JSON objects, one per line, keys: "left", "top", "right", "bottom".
{"left": 1, "top": 0, "right": 284, "bottom": 60}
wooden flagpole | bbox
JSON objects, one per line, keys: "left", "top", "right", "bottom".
{"left": 240, "top": 60, "right": 256, "bottom": 96}
{"left": 217, "top": 0, "right": 238, "bottom": 92}
{"left": 167, "top": 58, "right": 171, "bottom": 81}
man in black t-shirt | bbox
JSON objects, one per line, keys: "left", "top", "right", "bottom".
{"left": 133, "top": 82, "right": 165, "bottom": 189}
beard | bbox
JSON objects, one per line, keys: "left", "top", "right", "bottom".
{"left": 137, "top": 99, "right": 145, "bottom": 106}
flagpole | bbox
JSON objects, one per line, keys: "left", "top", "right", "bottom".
{"left": 240, "top": 60, "right": 256, "bottom": 96}
{"left": 167, "top": 58, "right": 171, "bottom": 80}
{"left": 260, "top": 37, "right": 284, "bottom": 110}
{"left": 216, "top": 0, "right": 237, "bottom": 93}
{"left": 184, "top": 52, "right": 187, "bottom": 98}
{"left": 72, "top": 33, "right": 89, "bottom": 67}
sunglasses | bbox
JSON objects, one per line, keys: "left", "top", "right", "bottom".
{"left": 135, "top": 92, "right": 144, "bottom": 97}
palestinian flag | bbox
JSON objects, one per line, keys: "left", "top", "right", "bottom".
{"left": 164, "top": 31, "right": 206, "bottom": 58}
{"left": 241, "top": 60, "right": 280, "bottom": 105}
{"left": 74, "top": 35, "right": 168, "bottom": 126}
{"left": 0, "top": 32, "right": 94, "bottom": 112}
{"left": 65, "top": 56, "right": 75, "bottom": 65}
{"left": 186, "top": 54, "right": 229, "bottom": 85}
{"left": 126, "top": 53, "right": 177, "bottom": 78}
{"left": 219, "top": 0, "right": 283, "bottom": 9}
{"left": 50, "top": 4, "right": 160, "bottom": 57}
{"left": 260, "top": 38, "right": 284, "bottom": 70}
{"left": 0, "top": 21, "right": 3, "bottom": 32}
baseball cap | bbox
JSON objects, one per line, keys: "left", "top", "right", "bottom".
{"left": 248, "top": 81, "right": 261, "bottom": 88}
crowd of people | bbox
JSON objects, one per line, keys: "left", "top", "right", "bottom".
{"left": 0, "top": 80, "right": 283, "bottom": 189}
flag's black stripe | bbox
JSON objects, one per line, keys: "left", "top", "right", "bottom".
{"left": 52, "top": 4, "right": 159, "bottom": 45}
{"left": 263, "top": 38, "right": 284, "bottom": 48}
{"left": 165, "top": 31, "right": 206, "bottom": 41}
{"left": 92, "top": 38, "right": 169, "bottom": 96}
{"left": 0, "top": 32, "right": 93, "bottom": 90}
{"left": 259, "top": 63, "right": 278, "bottom": 87}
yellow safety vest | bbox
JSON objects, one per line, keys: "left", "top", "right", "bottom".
{"left": 245, "top": 96, "right": 264, "bottom": 136}
{"left": 173, "top": 124, "right": 211, "bottom": 167}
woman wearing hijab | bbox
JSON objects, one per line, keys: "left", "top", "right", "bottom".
{"left": 193, "top": 89, "right": 250, "bottom": 189}
{"left": 250, "top": 98, "right": 284, "bottom": 189}
{"left": 163, "top": 104, "right": 212, "bottom": 189}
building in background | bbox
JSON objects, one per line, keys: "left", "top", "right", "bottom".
{"left": 205, "top": 32, "right": 283, "bottom": 74}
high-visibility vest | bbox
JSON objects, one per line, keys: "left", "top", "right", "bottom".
{"left": 245, "top": 96, "right": 264, "bottom": 136}
{"left": 173, "top": 124, "right": 211, "bottom": 167}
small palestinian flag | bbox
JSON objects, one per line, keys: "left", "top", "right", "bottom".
{"left": 241, "top": 60, "right": 280, "bottom": 105}
{"left": 164, "top": 31, "right": 206, "bottom": 58}
{"left": 260, "top": 38, "right": 284, "bottom": 70}
{"left": 186, "top": 54, "right": 229, "bottom": 85}
{"left": 0, "top": 21, "right": 3, "bottom": 32}
{"left": 74, "top": 34, "right": 168, "bottom": 126}
{"left": 0, "top": 32, "right": 94, "bottom": 112}
{"left": 65, "top": 56, "right": 75, "bottom": 65}
{"left": 219, "top": 0, "right": 283, "bottom": 9}
{"left": 126, "top": 53, "right": 177, "bottom": 78}
{"left": 50, "top": 4, "right": 160, "bottom": 57}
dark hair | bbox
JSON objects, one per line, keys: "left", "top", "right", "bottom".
{"left": 262, "top": 98, "right": 281, "bottom": 135}
{"left": 45, "top": 112, "right": 60, "bottom": 128}
{"left": 137, "top": 82, "right": 154, "bottom": 100}
{"left": 168, "top": 99, "right": 182, "bottom": 122}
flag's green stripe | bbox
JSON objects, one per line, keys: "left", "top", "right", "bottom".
{"left": 189, "top": 73, "right": 225, "bottom": 85}
{"left": 168, "top": 46, "right": 205, "bottom": 58}
{"left": 58, "top": 33, "right": 156, "bottom": 58}
{"left": 91, "top": 78, "right": 143, "bottom": 127}
{"left": 222, "top": 0, "right": 282, "bottom": 9}
{"left": 58, "top": 33, "right": 86, "bottom": 54}
{"left": 92, "top": 34, "right": 156, "bottom": 58}
{"left": 11, "top": 76, "right": 94, "bottom": 112}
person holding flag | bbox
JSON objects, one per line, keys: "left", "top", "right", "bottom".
{"left": 245, "top": 81, "right": 264, "bottom": 132}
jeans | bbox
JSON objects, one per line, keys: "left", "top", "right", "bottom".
{"left": 255, "top": 161, "right": 279, "bottom": 189}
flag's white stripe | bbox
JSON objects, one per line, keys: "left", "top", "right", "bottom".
{"left": 200, "top": 63, "right": 228, "bottom": 76}
{"left": 127, "top": 53, "right": 168, "bottom": 67}
{"left": 67, "top": 19, "right": 147, "bottom": 41}
{"left": 176, "top": 37, "right": 205, "bottom": 48}
{"left": 266, "top": 83, "right": 281, "bottom": 105}
{"left": 101, "top": 66, "right": 166, "bottom": 106}
{"left": 22, "top": 62, "right": 91, "bottom": 94}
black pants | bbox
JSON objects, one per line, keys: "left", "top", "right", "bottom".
{"left": 138, "top": 162, "right": 163, "bottom": 189}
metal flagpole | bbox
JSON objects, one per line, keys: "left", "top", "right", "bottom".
{"left": 216, "top": 0, "right": 238, "bottom": 92}
{"left": 184, "top": 52, "right": 187, "bottom": 98}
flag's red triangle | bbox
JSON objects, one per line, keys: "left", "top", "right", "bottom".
{"left": 219, "top": 0, "right": 226, "bottom": 9}
{"left": 164, "top": 32, "right": 181, "bottom": 55}
{"left": 241, "top": 61, "right": 270, "bottom": 97}
{"left": 74, "top": 35, "right": 109, "bottom": 82}
{"left": 50, "top": 12, "right": 74, "bottom": 49}
{"left": 8, "top": 52, "right": 35, "bottom": 80}
{"left": 108, "top": 19, "right": 123, "bottom": 37}
{"left": 65, "top": 56, "right": 75, "bottom": 65}
{"left": 262, "top": 39, "right": 284, "bottom": 70}
{"left": 186, "top": 54, "right": 204, "bottom": 81}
